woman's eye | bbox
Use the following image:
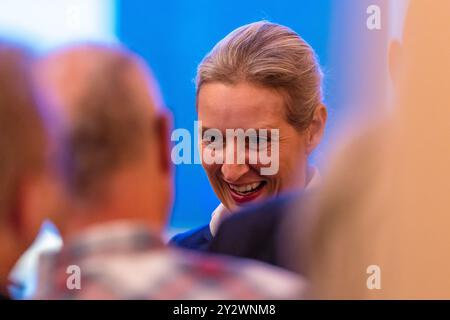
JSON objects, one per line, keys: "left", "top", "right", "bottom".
{"left": 248, "top": 136, "right": 268, "bottom": 150}
{"left": 203, "top": 134, "right": 225, "bottom": 150}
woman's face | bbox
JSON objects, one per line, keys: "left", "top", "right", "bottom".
{"left": 197, "top": 81, "right": 313, "bottom": 211}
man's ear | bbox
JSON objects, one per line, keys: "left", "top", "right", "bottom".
{"left": 306, "top": 104, "right": 328, "bottom": 155}
{"left": 8, "top": 175, "right": 45, "bottom": 247}
{"left": 155, "top": 110, "right": 172, "bottom": 175}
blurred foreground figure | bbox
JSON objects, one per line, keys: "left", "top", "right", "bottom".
{"left": 34, "top": 44, "right": 302, "bottom": 299}
{"left": 306, "top": 0, "right": 450, "bottom": 299}
{"left": 0, "top": 43, "right": 58, "bottom": 299}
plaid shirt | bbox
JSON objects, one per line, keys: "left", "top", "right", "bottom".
{"left": 34, "top": 222, "right": 303, "bottom": 299}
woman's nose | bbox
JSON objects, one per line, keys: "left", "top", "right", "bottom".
{"left": 221, "top": 163, "right": 250, "bottom": 182}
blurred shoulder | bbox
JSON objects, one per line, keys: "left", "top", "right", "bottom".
{"left": 171, "top": 248, "right": 304, "bottom": 299}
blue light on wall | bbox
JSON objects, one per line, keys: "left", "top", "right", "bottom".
{"left": 0, "top": 0, "right": 117, "bottom": 52}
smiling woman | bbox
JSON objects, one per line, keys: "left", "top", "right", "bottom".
{"left": 170, "top": 21, "right": 327, "bottom": 251}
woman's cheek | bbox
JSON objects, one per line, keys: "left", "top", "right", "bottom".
{"left": 202, "top": 162, "right": 220, "bottom": 178}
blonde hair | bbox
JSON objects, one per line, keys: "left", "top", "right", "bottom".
{"left": 196, "top": 21, "right": 323, "bottom": 130}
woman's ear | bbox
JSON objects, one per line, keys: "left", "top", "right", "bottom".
{"left": 306, "top": 104, "right": 328, "bottom": 155}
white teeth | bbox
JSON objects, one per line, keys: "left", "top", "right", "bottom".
{"left": 229, "top": 182, "right": 263, "bottom": 194}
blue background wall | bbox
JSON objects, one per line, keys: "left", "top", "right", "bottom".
{"left": 117, "top": 0, "right": 334, "bottom": 231}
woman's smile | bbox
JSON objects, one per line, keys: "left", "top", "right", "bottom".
{"left": 226, "top": 180, "right": 267, "bottom": 204}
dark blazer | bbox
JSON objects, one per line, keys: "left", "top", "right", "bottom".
{"left": 209, "top": 193, "right": 301, "bottom": 271}
{"left": 169, "top": 224, "right": 212, "bottom": 251}
{"left": 170, "top": 192, "right": 304, "bottom": 272}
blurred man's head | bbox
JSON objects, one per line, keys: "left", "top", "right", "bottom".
{"left": 0, "top": 42, "right": 55, "bottom": 295}
{"left": 36, "top": 44, "right": 172, "bottom": 237}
